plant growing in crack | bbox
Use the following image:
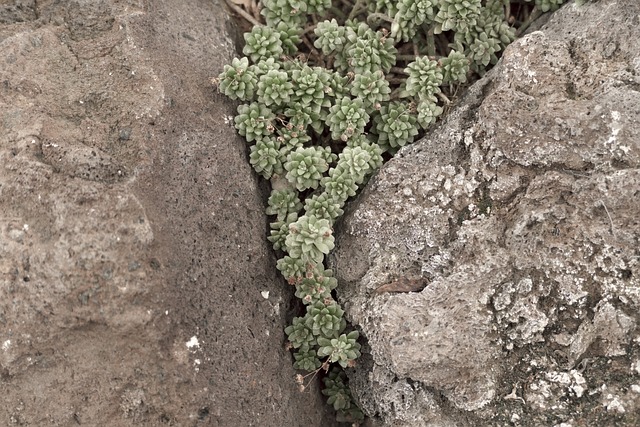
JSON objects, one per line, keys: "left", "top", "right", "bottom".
{"left": 216, "top": 0, "right": 570, "bottom": 422}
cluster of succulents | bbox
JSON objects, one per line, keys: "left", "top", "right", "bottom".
{"left": 528, "top": 0, "right": 566, "bottom": 12}
{"left": 217, "top": 0, "right": 568, "bottom": 422}
{"left": 322, "top": 367, "right": 363, "bottom": 420}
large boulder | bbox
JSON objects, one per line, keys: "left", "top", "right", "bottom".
{"left": 332, "top": 1, "right": 640, "bottom": 425}
{"left": 0, "top": 1, "right": 337, "bottom": 425}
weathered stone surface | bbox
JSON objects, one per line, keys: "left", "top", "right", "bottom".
{"left": 0, "top": 1, "right": 337, "bottom": 426}
{"left": 332, "top": 1, "right": 640, "bottom": 425}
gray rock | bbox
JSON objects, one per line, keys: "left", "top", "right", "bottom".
{"left": 332, "top": 1, "right": 640, "bottom": 425}
{"left": 0, "top": 1, "right": 337, "bottom": 425}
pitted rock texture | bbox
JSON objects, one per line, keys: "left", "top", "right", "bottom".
{"left": 332, "top": 1, "right": 640, "bottom": 426}
{"left": 0, "top": 1, "right": 337, "bottom": 426}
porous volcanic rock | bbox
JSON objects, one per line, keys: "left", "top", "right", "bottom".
{"left": 0, "top": 1, "right": 337, "bottom": 426}
{"left": 332, "top": 1, "right": 640, "bottom": 425}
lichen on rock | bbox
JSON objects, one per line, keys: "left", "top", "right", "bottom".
{"left": 331, "top": 1, "right": 640, "bottom": 425}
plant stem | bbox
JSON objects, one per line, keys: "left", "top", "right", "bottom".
{"left": 396, "top": 54, "right": 418, "bottom": 62}
{"left": 367, "top": 12, "right": 394, "bottom": 28}
{"left": 348, "top": 0, "right": 365, "bottom": 20}
{"left": 436, "top": 92, "right": 451, "bottom": 105}
{"left": 425, "top": 27, "right": 436, "bottom": 58}
{"left": 504, "top": 0, "right": 511, "bottom": 24}
{"left": 435, "top": 33, "right": 449, "bottom": 56}
{"left": 387, "top": 78, "right": 405, "bottom": 85}
{"left": 224, "top": 0, "right": 262, "bottom": 27}
{"left": 302, "top": 35, "right": 323, "bottom": 66}
{"left": 330, "top": 6, "right": 347, "bottom": 21}
{"left": 516, "top": 6, "right": 542, "bottom": 37}
{"left": 302, "top": 24, "right": 317, "bottom": 37}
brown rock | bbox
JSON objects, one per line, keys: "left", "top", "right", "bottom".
{"left": 0, "top": 1, "right": 336, "bottom": 426}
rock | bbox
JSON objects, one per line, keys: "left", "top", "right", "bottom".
{"left": 332, "top": 1, "right": 640, "bottom": 425}
{"left": 0, "top": 1, "right": 337, "bottom": 425}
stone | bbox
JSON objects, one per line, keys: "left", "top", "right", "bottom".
{"left": 332, "top": 1, "right": 640, "bottom": 425}
{"left": 0, "top": 1, "right": 337, "bottom": 425}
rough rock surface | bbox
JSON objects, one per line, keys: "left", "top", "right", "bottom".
{"left": 0, "top": 1, "right": 337, "bottom": 426}
{"left": 332, "top": 1, "right": 640, "bottom": 426}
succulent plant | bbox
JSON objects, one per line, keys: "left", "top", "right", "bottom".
{"left": 440, "top": 50, "right": 470, "bottom": 84}
{"left": 243, "top": 25, "right": 284, "bottom": 63}
{"left": 335, "top": 146, "right": 376, "bottom": 185}
{"left": 286, "top": 315, "right": 317, "bottom": 349}
{"left": 305, "top": 0, "right": 332, "bottom": 14}
{"left": 392, "top": 0, "right": 437, "bottom": 41}
{"left": 284, "top": 146, "right": 335, "bottom": 191}
{"left": 276, "top": 255, "right": 309, "bottom": 283}
{"left": 267, "top": 212, "right": 297, "bottom": 251}
{"left": 531, "top": 0, "right": 565, "bottom": 12}
{"left": 257, "top": 69, "right": 294, "bottom": 107}
{"left": 324, "top": 70, "right": 351, "bottom": 99}
{"left": 416, "top": 98, "right": 443, "bottom": 129}
{"left": 434, "top": 0, "right": 482, "bottom": 34}
{"left": 283, "top": 101, "right": 324, "bottom": 133}
{"left": 368, "top": 0, "right": 399, "bottom": 18}
{"left": 234, "top": 102, "right": 275, "bottom": 143}
{"left": 266, "top": 188, "right": 302, "bottom": 221}
{"left": 295, "top": 272, "right": 336, "bottom": 304}
{"left": 260, "top": 0, "right": 306, "bottom": 26}
{"left": 373, "top": 101, "right": 419, "bottom": 151}
{"left": 250, "top": 57, "right": 281, "bottom": 78}
{"left": 400, "top": 0, "right": 437, "bottom": 24}
{"left": 350, "top": 70, "right": 391, "bottom": 112}
{"left": 322, "top": 368, "right": 364, "bottom": 420}
{"left": 404, "top": 56, "right": 443, "bottom": 99}
{"left": 249, "top": 137, "right": 283, "bottom": 178}
{"left": 305, "top": 300, "right": 346, "bottom": 337}
{"left": 285, "top": 214, "right": 335, "bottom": 263}
{"left": 352, "top": 139, "right": 384, "bottom": 171}
{"left": 344, "top": 132, "right": 370, "bottom": 148}
{"left": 327, "top": 97, "right": 369, "bottom": 142}
{"left": 274, "top": 124, "right": 309, "bottom": 159}
{"left": 289, "top": 64, "right": 331, "bottom": 109}
{"left": 321, "top": 166, "right": 359, "bottom": 204}
{"left": 217, "top": 57, "right": 257, "bottom": 101}
{"left": 336, "top": 22, "right": 397, "bottom": 74}
{"left": 317, "top": 331, "right": 361, "bottom": 368}
{"left": 293, "top": 346, "right": 322, "bottom": 371}
{"left": 469, "top": 31, "right": 501, "bottom": 67}
{"left": 304, "top": 192, "right": 344, "bottom": 223}
{"left": 477, "top": 0, "right": 516, "bottom": 45}
{"left": 314, "top": 19, "right": 347, "bottom": 55}
{"left": 274, "top": 21, "right": 302, "bottom": 55}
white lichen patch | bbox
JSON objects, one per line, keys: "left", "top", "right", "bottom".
{"left": 545, "top": 370, "right": 588, "bottom": 398}
{"left": 604, "top": 394, "right": 626, "bottom": 414}
{"left": 527, "top": 378, "right": 553, "bottom": 410}
{"left": 494, "top": 277, "right": 551, "bottom": 346}
{"left": 186, "top": 336, "right": 200, "bottom": 350}
{"left": 605, "top": 111, "right": 621, "bottom": 146}
{"left": 526, "top": 369, "right": 588, "bottom": 411}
